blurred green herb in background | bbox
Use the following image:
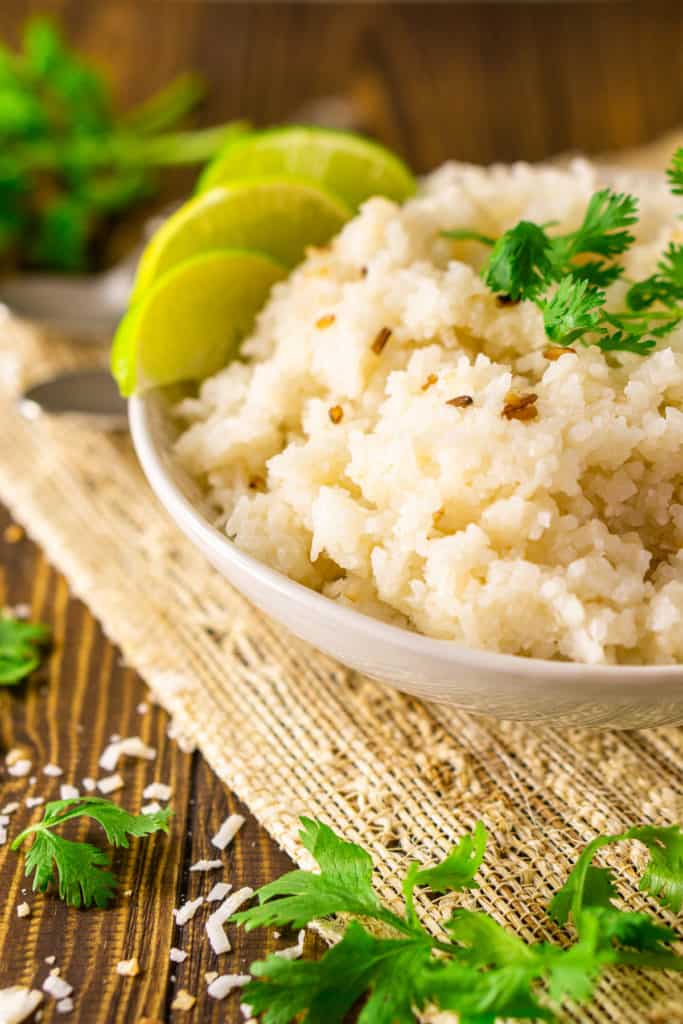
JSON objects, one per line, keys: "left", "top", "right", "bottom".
{"left": 0, "top": 18, "right": 244, "bottom": 272}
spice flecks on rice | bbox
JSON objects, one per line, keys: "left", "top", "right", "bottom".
{"left": 175, "top": 160, "right": 683, "bottom": 665}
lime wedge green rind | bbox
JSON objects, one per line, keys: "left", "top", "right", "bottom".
{"left": 196, "top": 125, "right": 417, "bottom": 209}
{"left": 112, "top": 249, "right": 286, "bottom": 397}
{"left": 131, "top": 176, "right": 351, "bottom": 301}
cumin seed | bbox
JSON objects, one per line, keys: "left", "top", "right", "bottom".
{"left": 447, "top": 395, "right": 474, "bottom": 409}
{"left": 502, "top": 390, "right": 539, "bottom": 421}
{"left": 371, "top": 327, "right": 392, "bottom": 355}
{"left": 544, "top": 345, "right": 576, "bottom": 361}
{"left": 328, "top": 405, "right": 344, "bottom": 424}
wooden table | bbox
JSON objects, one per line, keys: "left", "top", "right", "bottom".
{"left": 0, "top": 1, "right": 682, "bottom": 1020}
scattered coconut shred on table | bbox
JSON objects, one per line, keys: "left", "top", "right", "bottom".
{"left": 96, "top": 773, "right": 124, "bottom": 795}
{"left": 116, "top": 958, "right": 141, "bottom": 978}
{"left": 207, "top": 881, "right": 231, "bottom": 903}
{"left": 211, "top": 813, "right": 245, "bottom": 850}
{"left": 142, "top": 782, "right": 172, "bottom": 802}
{"left": 173, "top": 897, "right": 204, "bottom": 926}
{"left": 206, "top": 888, "right": 254, "bottom": 955}
{"left": 0, "top": 986, "right": 43, "bottom": 1023}
{"left": 189, "top": 858, "right": 223, "bottom": 872}
{"left": 98, "top": 736, "right": 156, "bottom": 773}
{"left": 42, "top": 973, "right": 73, "bottom": 1001}
{"left": 207, "top": 974, "right": 251, "bottom": 1001}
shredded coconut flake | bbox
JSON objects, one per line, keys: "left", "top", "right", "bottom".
{"left": 42, "top": 764, "right": 63, "bottom": 777}
{"left": 25, "top": 797, "right": 44, "bottom": 809}
{"left": 206, "top": 887, "right": 253, "bottom": 955}
{"left": 170, "top": 948, "right": 188, "bottom": 963}
{"left": 211, "top": 813, "right": 245, "bottom": 850}
{"left": 275, "top": 929, "right": 305, "bottom": 960}
{"left": 207, "top": 974, "right": 251, "bottom": 1000}
{"left": 8, "top": 759, "right": 32, "bottom": 778}
{"left": 240, "top": 1003, "right": 253, "bottom": 1019}
{"left": 190, "top": 859, "right": 223, "bottom": 872}
{"left": 16, "top": 903, "right": 30, "bottom": 918}
{"left": 42, "top": 975, "right": 73, "bottom": 1000}
{"left": 116, "top": 958, "right": 141, "bottom": 977}
{"left": 141, "top": 801, "right": 161, "bottom": 815}
{"left": 207, "top": 882, "right": 232, "bottom": 903}
{"left": 173, "top": 897, "right": 204, "bottom": 926}
{"left": 171, "top": 989, "right": 196, "bottom": 1011}
{"left": 59, "top": 785, "right": 79, "bottom": 801}
{"left": 81, "top": 778, "right": 95, "bottom": 792}
{"left": 56, "top": 997, "right": 73, "bottom": 1014}
{"left": 0, "top": 986, "right": 43, "bottom": 1023}
{"left": 142, "top": 782, "right": 172, "bottom": 801}
{"left": 99, "top": 737, "right": 155, "bottom": 772}
{"left": 1, "top": 802, "right": 19, "bottom": 814}
{"left": 96, "top": 774, "right": 124, "bottom": 795}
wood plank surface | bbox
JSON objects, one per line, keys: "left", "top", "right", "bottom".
{"left": 0, "top": 1, "right": 682, "bottom": 1021}
{"left": 0, "top": 503, "right": 326, "bottom": 1021}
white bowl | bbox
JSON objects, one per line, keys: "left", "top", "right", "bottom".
{"left": 130, "top": 390, "right": 683, "bottom": 729}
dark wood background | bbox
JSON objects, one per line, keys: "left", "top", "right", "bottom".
{"left": 0, "top": 2, "right": 682, "bottom": 1021}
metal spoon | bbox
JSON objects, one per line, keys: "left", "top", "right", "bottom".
{"left": 20, "top": 367, "right": 128, "bottom": 431}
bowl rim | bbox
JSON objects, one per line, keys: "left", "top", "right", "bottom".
{"left": 130, "top": 391, "right": 683, "bottom": 687}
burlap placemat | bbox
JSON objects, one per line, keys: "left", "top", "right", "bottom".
{"left": 1, "top": 141, "right": 682, "bottom": 1022}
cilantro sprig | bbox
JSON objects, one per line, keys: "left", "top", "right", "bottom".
{"left": 234, "top": 817, "right": 683, "bottom": 1023}
{"left": 443, "top": 149, "right": 683, "bottom": 355}
{"left": 11, "top": 796, "right": 172, "bottom": 907}
{"left": 0, "top": 615, "right": 50, "bottom": 684}
{"left": 0, "top": 18, "right": 245, "bottom": 271}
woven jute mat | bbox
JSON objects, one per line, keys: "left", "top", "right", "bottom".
{"left": 1, "top": 140, "right": 683, "bottom": 1022}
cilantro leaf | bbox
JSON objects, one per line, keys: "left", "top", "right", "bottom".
{"left": 584, "top": 908, "right": 677, "bottom": 953}
{"left": 569, "top": 260, "right": 623, "bottom": 289}
{"left": 23, "top": 831, "right": 116, "bottom": 909}
{"left": 244, "top": 922, "right": 433, "bottom": 1024}
{"left": 237, "top": 817, "right": 683, "bottom": 1024}
{"left": 445, "top": 909, "right": 531, "bottom": 968}
{"left": 549, "top": 863, "right": 618, "bottom": 925}
{"left": 11, "top": 796, "right": 172, "bottom": 907}
{"left": 409, "top": 821, "right": 487, "bottom": 895}
{"left": 484, "top": 221, "right": 555, "bottom": 301}
{"left": 441, "top": 228, "right": 496, "bottom": 247}
{"left": 444, "top": 165, "right": 683, "bottom": 357}
{"left": 420, "top": 960, "right": 552, "bottom": 1023}
{"left": 550, "top": 824, "right": 683, "bottom": 939}
{"left": 595, "top": 328, "right": 657, "bottom": 356}
{"left": 626, "top": 243, "right": 683, "bottom": 312}
{"left": 565, "top": 188, "right": 638, "bottom": 259}
{"left": 0, "top": 17, "right": 245, "bottom": 271}
{"left": 0, "top": 616, "right": 50, "bottom": 684}
{"left": 541, "top": 277, "right": 605, "bottom": 346}
{"left": 628, "top": 824, "right": 683, "bottom": 912}
{"left": 233, "top": 817, "right": 388, "bottom": 931}
{"left": 446, "top": 909, "right": 611, "bottom": 1006}
{"left": 667, "top": 148, "right": 683, "bottom": 197}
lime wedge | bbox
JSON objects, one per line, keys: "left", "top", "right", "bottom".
{"left": 132, "top": 176, "right": 351, "bottom": 301}
{"left": 112, "top": 249, "right": 285, "bottom": 396}
{"left": 197, "top": 126, "right": 416, "bottom": 209}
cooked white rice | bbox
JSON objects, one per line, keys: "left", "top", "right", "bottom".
{"left": 175, "top": 160, "right": 683, "bottom": 665}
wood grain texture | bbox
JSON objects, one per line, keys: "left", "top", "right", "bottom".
{"left": 0, "top": 505, "right": 325, "bottom": 1021}
{"left": 0, "top": 1, "right": 682, "bottom": 1019}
